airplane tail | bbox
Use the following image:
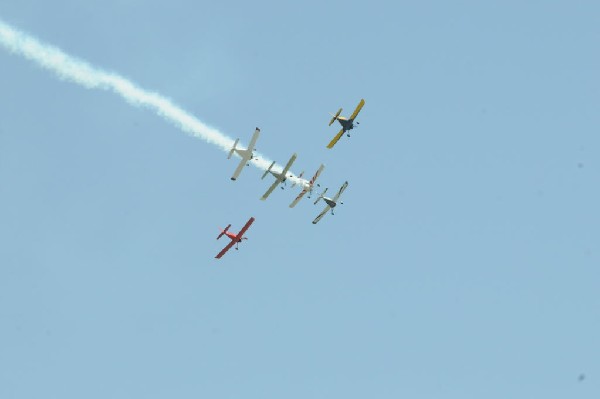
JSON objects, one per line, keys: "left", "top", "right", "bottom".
{"left": 227, "top": 139, "right": 239, "bottom": 159}
{"left": 329, "top": 108, "right": 342, "bottom": 126}
{"left": 313, "top": 188, "right": 328, "bottom": 205}
{"left": 217, "top": 224, "right": 231, "bottom": 239}
{"left": 291, "top": 171, "right": 304, "bottom": 188}
{"left": 261, "top": 161, "right": 275, "bottom": 179}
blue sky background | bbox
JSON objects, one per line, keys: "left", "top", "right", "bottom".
{"left": 1, "top": 1, "right": 599, "bottom": 398}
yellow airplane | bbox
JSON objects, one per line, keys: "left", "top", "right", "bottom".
{"left": 326, "top": 99, "right": 365, "bottom": 149}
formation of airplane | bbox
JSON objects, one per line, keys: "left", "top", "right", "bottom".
{"left": 312, "top": 181, "right": 349, "bottom": 224}
{"left": 215, "top": 99, "right": 364, "bottom": 258}
{"left": 327, "top": 98, "right": 365, "bottom": 149}
{"left": 215, "top": 217, "right": 255, "bottom": 259}
{"left": 228, "top": 127, "right": 260, "bottom": 181}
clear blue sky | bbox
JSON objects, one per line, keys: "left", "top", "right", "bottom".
{"left": 1, "top": 1, "right": 599, "bottom": 398}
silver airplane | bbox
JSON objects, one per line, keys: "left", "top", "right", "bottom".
{"left": 312, "top": 181, "right": 349, "bottom": 224}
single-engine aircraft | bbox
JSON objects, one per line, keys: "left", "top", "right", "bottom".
{"left": 312, "top": 181, "right": 348, "bottom": 224}
{"left": 228, "top": 127, "right": 260, "bottom": 180}
{"left": 215, "top": 217, "right": 255, "bottom": 259}
{"left": 289, "top": 164, "right": 325, "bottom": 208}
{"left": 327, "top": 99, "right": 365, "bottom": 149}
{"left": 260, "top": 153, "right": 297, "bottom": 200}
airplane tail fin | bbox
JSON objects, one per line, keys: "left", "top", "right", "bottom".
{"left": 329, "top": 108, "right": 342, "bottom": 126}
{"left": 261, "top": 161, "right": 275, "bottom": 179}
{"left": 228, "top": 139, "right": 239, "bottom": 159}
{"left": 217, "top": 224, "right": 231, "bottom": 239}
{"left": 314, "top": 188, "right": 328, "bottom": 205}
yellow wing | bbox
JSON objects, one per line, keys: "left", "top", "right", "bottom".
{"left": 348, "top": 98, "right": 365, "bottom": 121}
{"left": 326, "top": 128, "right": 345, "bottom": 149}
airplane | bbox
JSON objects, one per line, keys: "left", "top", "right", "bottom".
{"left": 289, "top": 164, "right": 325, "bottom": 208}
{"left": 228, "top": 127, "right": 260, "bottom": 180}
{"left": 215, "top": 217, "right": 255, "bottom": 259}
{"left": 312, "top": 181, "right": 348, "bottom": 224}
{"left": 260, "top": 153, "right": 297, "bottom": 200}
{"left": 326, "top": 98, "right": 365, "bottom": 149}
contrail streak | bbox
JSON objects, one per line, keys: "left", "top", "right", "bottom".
{"left": 0, "top": 19, "right": 302, "bottom": 183}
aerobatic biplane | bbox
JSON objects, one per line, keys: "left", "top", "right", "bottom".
{"left": 215, "top": 217, "right": 255, "bottom": 259}
{"left": 327, "top": 99, "right": 365, "bottom": 149}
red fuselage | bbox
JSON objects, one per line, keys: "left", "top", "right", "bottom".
{"left": 224, "top": 232, "right": 242, "bottom": 242}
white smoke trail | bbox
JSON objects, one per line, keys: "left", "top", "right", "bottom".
{"left": 0, "top": 19, "right": 303, "bottom": 183}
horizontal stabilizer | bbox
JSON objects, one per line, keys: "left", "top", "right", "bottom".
{"left": 228, "top": 139, "right": 239, "bottom": 159}
{"left": 261, "top": 161, "right": 275, "bottom": 179}
{"left": 328, "top": 108, "right": 342, "bottom": 126}
{"left": 314, "top": 188, "right": 328, "bottom": 205}
{"left": 217, "top": 224, "right": 231, "bottom": 239}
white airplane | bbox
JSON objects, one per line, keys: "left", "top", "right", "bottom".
{"left": 312, "top": 181, "right": 348, "bottom": 224}
{"left": 289, "top": 164, "right": 325, "bottom": 208}
{"left": 260, "top": 153, "right": 297, "bottom": 200}
{"left": 228, "top": 127, "right": 260, "bottom": 181}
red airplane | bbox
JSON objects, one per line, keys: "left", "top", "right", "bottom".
{"left": 215, "top": 217, "right": 255, "bottom": 259}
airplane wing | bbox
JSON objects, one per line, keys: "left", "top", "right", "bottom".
{"left": 312, "top": 205, "right": 331, "bottom": 224}
{"left": 236, "top": 217, "right": 255, "bottom": 239}
{"left": 326, "top": 128, "right": 345, "bottom": 149}
{"left": 309, "top": 164, "right": 325, "bottom": 185}
{"left": 289, "top": 189, "right": 307, "bottom": 208}
{"left": 260, "top": 153, "right": 297, "bottom": 200}
{"left": 247, "top": 127, "right": 260, "bottom": 152}
{"left": 348, "top": 98, "right": 365, "bottom": 121}
{"left": 332, "top": 181, "right": 349, "bottom": 202}
{"left": 231, "top": 157, "right": 248, "bottom": 181}
{"left": 215, "top": 240, "right": 236, "bottom": 259}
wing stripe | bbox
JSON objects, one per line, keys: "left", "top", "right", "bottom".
{"left": 289, "top": 189, "right": 307, "bottom": 208}
{"left": 310, "top": 164, "right": 325, "bottom": 184}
